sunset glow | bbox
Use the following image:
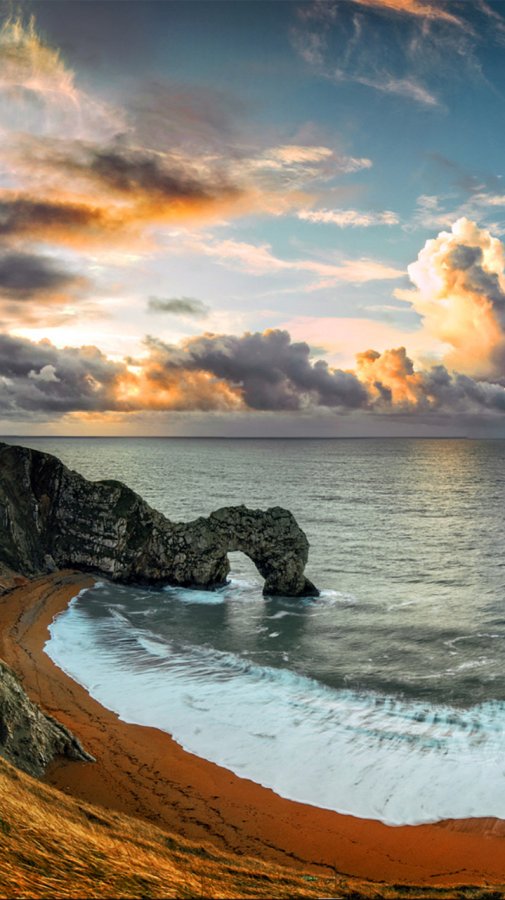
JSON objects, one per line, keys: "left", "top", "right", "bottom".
{"left": 3, "top": 2, "right": 505, "bottom": 435}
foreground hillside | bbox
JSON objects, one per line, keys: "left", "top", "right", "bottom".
{"left": 0, "top": 756, "right": 503, "bottom": 900}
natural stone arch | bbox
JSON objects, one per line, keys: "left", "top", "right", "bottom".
{"left": 195, "top": 506, "right": 319, "bottom": 597}
{"left": 0, "top": 443, "right": 319, "bottom": 598}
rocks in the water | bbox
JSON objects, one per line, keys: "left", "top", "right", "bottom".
{"left": 0, "top": 442, "right": 319, "bottom": 597}
{"left": 0, "top": 660, "right": 93, "bottom": 777}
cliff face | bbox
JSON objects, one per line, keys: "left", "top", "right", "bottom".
{"left": 0, "top": 660, "right": 93, "bottom": 777}
{"left": 0, "top": 442, "right": 318, "bottom": 597}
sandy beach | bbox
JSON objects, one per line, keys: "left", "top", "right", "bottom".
{"left": 1, "top": 571, "right": 505, "bottom": 889}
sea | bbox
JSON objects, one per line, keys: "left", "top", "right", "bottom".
{"left": 7, "top": 436, "right": 505, "bottom": 825}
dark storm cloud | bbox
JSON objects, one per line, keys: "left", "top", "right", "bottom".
{"left": 0, "top": 197, "right": 109, "bottom": 240}
{"left": 3, "top": 329, "right": 505, "bottom": 423}
{"left": 447, "top": 244, "right": 505, "bottom": 316}
{"left": 0, "top": 250, "right": 80, "bottom": 298}
{"left": 0, "top": 333, "right": 123, "bottom": 416}
{"left": 85, "top": 147, "right": 236, "bottom": 201}
{"left": 16, "top": 138, "right": 239, "bottom": 204}
{"left": 147, "top": 296, "right": 210, "bottom": 318}
{"left": 144, "top": 329, "right": 369, "bottom": 411}
{"left": 421, "top": 363, "right": 505, "bottom": 413}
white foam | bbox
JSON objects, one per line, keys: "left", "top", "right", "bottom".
{"left": 161, "top": 576, "right": 262, "bottom": 605}
{"left": 317, "top": 589, "right": 358, "bottom": 606}
{"left": 44, "top": 597, "right": 505, "bottom": 826}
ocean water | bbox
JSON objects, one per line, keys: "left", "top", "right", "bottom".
{"left": 7, "top": 436, "right": 505, "bottom": 824}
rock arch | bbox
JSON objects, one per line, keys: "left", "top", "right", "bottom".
{"left": 0, "top": 443, "right": 319, "bottom": 598}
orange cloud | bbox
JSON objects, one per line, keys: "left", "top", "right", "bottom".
{"left": 355, "top": 346, "right": 427, "bottom": 407}
{"left": 3, "top": 329, "right": 505, "bottom": 425}
{"left": 0, "top": 13, "right": 379, "bottom": 259}
{"left": 116, "top": 365, "right": 244, "bottom": 413}
{"left": 398, "top": 218, "right": 505, "bottom": 379}
{"left": 0, "top": 138, "right": 314, "bottom": 250}
{"left": 348, "top": 0, "right": 467, "bottom": 28}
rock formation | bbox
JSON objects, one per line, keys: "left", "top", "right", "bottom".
{"left": 0, "top": 660, "right": 93, "bottom": 777}
{"left": 0, "top": 442, "right": 318, "bottom": 597}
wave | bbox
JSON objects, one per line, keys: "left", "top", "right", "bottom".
{"left": 44, "top": 584, "right": 505, "bottom": 826}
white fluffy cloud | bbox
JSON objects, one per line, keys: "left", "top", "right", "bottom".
{"left": 398, "top": 218, "right": 505, "bottom": 379}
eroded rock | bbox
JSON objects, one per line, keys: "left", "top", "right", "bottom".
{"left": 0, "top": 660, "right": 93, "bottom": 777}
{"left": 0, "top": 442, "right": 318, "bottom": 597}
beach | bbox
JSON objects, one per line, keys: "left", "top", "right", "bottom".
{"left": 1, "top": 571, "right": 504, "bottom": 889}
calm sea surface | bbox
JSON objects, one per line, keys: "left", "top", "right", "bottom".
{"left": 8, "top": 437, "right": 505, "bottom": 823}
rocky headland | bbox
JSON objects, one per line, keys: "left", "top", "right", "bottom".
{"left": 0, "top": 441, "right": 318, "bottom": 597}
{"left": 0, "top": 440, "right": 316, "bottom": 780}
{"left": 0, "top": 439, "right": 316, "bottom": 781}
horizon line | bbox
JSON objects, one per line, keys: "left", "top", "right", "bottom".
{"left": 0, "top": 434, "right": 482, "bottom": 440}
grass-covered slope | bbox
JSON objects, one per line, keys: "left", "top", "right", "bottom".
{"left": 0, "top": 756, "right": 503, "bottom": 900}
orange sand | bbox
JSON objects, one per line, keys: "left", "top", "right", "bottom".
{"left": 1, "top": 571, "right": 504, "bottom": 888}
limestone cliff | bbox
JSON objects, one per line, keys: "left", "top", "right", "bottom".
{"left": 0, "top": 442, "right": 318, "bottom": 597}
{"left": 0, "top": 659, "right": 93, "bottom": 777}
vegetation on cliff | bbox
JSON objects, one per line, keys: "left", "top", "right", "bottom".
{"left": 1, "top": 755, "right": 503, "bottom": 900}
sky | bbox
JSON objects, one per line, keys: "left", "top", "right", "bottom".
{"left": 3, "top": 0, "right": 505, "bottom": 435}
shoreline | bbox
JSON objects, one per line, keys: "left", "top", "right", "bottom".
{"left": 1, "top": 572, "right": 505, "bottom": 887}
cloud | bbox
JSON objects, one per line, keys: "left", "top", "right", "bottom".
{"left": 0, "top": 12, "right": 377, "bottom": 270}
{"left": 1, "top": 137, "right": 246, "bottom": 242}
{"left": 258, "top": 144, "right": 372, "bottom": 177}
{"left": 347, "top": 1, "right": 468, "bottom": 28}
{"left": 355, "top": 345, "right": 505, "bottom": 413}
{"left": 0, "top": 14, "right": 124, "bottom": 140}
{"left": 298, "top": 207, "right": 399, "bottom": 227}
{"left": 141, "top": 329, "right": 368, "bottom": 412}
{"left": 473, "top": 194, "right": 505, "bottom": 208}
{"left": 348, "top": 73, "right": 439, "bottom": 107}
{"left": 147, "top": 296, "right": 210, "bottom": 318}
{"left": 356, "top": 345, "right": 428, "bottom": 406}
{"left": 115, "top": 364, "right": 243, "bottom": 413}
{"left": 0, "top": 247, "right": 89, "bottom": 328}
{"left": 291, "top": 1, "right": 442, "bottom": 108}
{"left": 350, "top": 0, "right": 505, "bottom": 36}
{"left": 3, "top": 327, "right": 505, "bottom": 424}
{"left": 283, "top": 315, "right": 438, "bottom": 368}
{"left": 28, "top": 364, "right": 59, "bottom": 382}
{"left": 70, "top": 145, "right": 237, "bottom": 204}
{"left": 291, "top": 0, "right": 505, "bottom": 110}
{"left": 3, "top": 131, "right": 366, "bottom": 250}
{"left": 0, "top": 194, "right": 119, "bottom": 246}
{"left": 398, "top": 217, "right": 505, "bottom": 379}
{"left": 170, "top": 234, "right": 404, "bottom": 288}
{"left": 409, "top": 194, "right": 455, "bottom": 231}
{"left": 0, "top": 333, "right": 124, "bottom": 416}
{"left": 139, "top": 327, "right": 505, "bottom": 418}
{"left": 0, "top": 332, "right": 244, "bottom": 418}
{"left": 305, "top": 258, "right": 404, "bottom": 288}
{"left": 291, "top": 28, "right": 327, "bottom": 67}
{"left": 0, "top": 250, "right": 82, "bottom": 298}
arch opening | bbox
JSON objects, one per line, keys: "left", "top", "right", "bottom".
{"left": 226, "top": 550, "right": 264, "bottom": 588}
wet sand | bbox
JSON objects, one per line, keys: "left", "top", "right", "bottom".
{"left": 1, "top": 571, "right": 504, "bottom": 888}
